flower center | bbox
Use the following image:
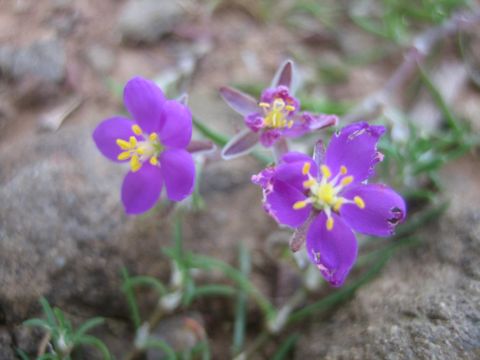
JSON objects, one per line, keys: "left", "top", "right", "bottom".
{"left": 258, "top": 98, "right": 295, "bottom": 129}
{"left": 293, "top": 163, "right": 365, "bottom": 230}
{"left": 116, "top": 124, "right": 164, "bottom": 172}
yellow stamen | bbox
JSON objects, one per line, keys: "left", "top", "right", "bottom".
{"left": 354, "top": 196, "right": 365, "bottom": 209}
{"left": 130, "top": 155, "right": 142, "bottom": 172}
{"left": 136, "top": 147, "right": 145, "bottom": 155}
{"left": 326, "top": 217, "right": 334, "bottom": 231}
{"left": 117, "top": 151, "right": 131, "bottom": 161}
{"left": 302, "top": 162, "right": 311, "bottom": 175}
{"left": 293, "top": 200, "right": 308, "bottom": 210}
{"left": 132, "top": 124, "right": 143, "bottom": 135}
{"left": 287, "top": 120, "right": 294, "bottom": 128}
{"left": 340, "top": 166, "right": 348, "bottom": 175}
{"left": 116, "top": 139, "right": 132, "bottom": 150}
{"left": 340, "top": 176, "right": 354, "bottom": 187}
{"left": 149, "top": 156, "right": 158, "bottom": 166}
{"left": 321, "top": 165, "right": 331, "bottom": 179}
{"left": 333, "top": 198, "right": 344, "bottom": 212}
{"left": 149, "top": 133, "right": 158, "bottom": 142}
{"left": 303, "top": 178, "right": 316, "bottom": 188}
{"left": 259, "top": 102, "right": 270, "bottom": 108}
{"left": 129, "top": 136, "right": 137, "bottom": 147}
{"left": 285, "top": 105, "right": 295, "bottom": 112}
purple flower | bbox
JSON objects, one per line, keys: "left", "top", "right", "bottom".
{"left": 252, "top": 122, "right": 406, "bottom": 286}
{"left": 93, "top": 77, "right": 195, "bottom": 215}
{"left": 220, "top": 60, "right": 338, "bottom": 159}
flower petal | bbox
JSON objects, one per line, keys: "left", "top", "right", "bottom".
{"left": 306, "top": 212, "right": 358, "bottom": 287}
{"left": 265, "top": 179, "right": 311, "bottom": 228}
{"left": 121, "top": 163, "right": 163, "bottom": 215}
{"left": 158, "top": 100, "right": 192, "bottom": 148}
{"left": 160, "top": 149, "right": 195, "bottom": 202}
{"left": 219, "top": 86, "right": 259, "bottom": 116}
{"left": 221, "top": 129, "right": 260, "bottom": 160}
{"left": 340, "top": 184, "right": 406, "bottom": 237}
{"left": 271, "top": 60, "right": 294, "bottom": 89}
{"left": 325, "top": 122, "right": 385, "bottom": 183}
{"left": 92, "top": 116, "right": 135, "bottom": 162}
{"left": 123, "top": 77, "right": 166, "bottom": 133}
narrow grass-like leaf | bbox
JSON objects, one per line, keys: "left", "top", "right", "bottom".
{"left": 144, "top": 339, "right": 176, "bottom": 359}
{"left": 39, "top": 298, "right": 56, "bottom": 328}
{"left": 121, "top": 268, "right": 141, "bottom": 329}
{"left": 75, "top": 335, "right": 111, "bottom": 360}
{"left": 272, "top": 333, "right": 299, "bottom": 360}
{"left": 15, "top": 349, "right": 31, "bottom": 360}
{"left": 122, "top": 276, "right": 167, "bottom": 297}
{"left": 23, "top": 318, "right": 51, "bottom": 330}
{"left": 419, "top": 66, "right": 463, "bottom": 134}
{"left": 232, "top": 244, "right": 250, "bottom": 357}
{"left": 192, "top": 285, "right": 236, "bottom": 299}
{"left": 186, "top": 253, "right": 276, "bottom": 319}
{"left": 73, "top": 318, "right": 104, "bottom": 340}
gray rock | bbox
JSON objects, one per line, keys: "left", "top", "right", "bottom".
{"left": 0, "top": 118, "right": 274, "bottom": 356}
{"left": 0, "top": 39, "right": 66, "bottom": 83}
{"left": 85, "top": 44, "right": 115, "bottom": 74}
{"left": 295, "top": 157, "right": 480, "bottom": 360}
{"left": 0, "top": 329, "right": 14, "bottom": 359}
{"left": 117, "top": 0, "right": 184, "bottom": 44}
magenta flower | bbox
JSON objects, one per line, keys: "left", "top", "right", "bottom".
{"left": 93, "top": 77, "right": 195, "bottom": 215}
{"left": 220, "top": 60, "right": 338, "bottom": 159}
{"left": 252, "top": 122, "right": 406, "bottom": 286}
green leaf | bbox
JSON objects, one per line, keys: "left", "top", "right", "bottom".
{"left": 73, "top": 318, "right": 105, "bottom": 340}
{"left": 144, "top": 339, "right": 177, "bottom": 359}
{"left": 39, "top": 297, "right": 57, "bottom": 328}
{"left": 122, "top": 276, "right": 167, "bottom": 297}
{"left": 75, "top": 335, "right": 112, "bottom": 360}
{"left": 23, "top": 318, "right": 51, "bottom": 330}
{"left": 15, "top": 349, "right": 31, "bottom": 360}
{"left": 121, "top": 268, "right": 142, "bottom": 329}
{"left": 272, "top": 333, "right": 299, "bottom": 360}
{"left": 232, "top": 244, "right": 250, "bottom": 357}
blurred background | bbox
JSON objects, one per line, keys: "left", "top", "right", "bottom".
{"left": 0, "top": 0, "right": 479, "bottom": 359}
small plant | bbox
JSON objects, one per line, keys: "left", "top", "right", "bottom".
{"left": 19, "top": 298, "right": 110, "bottom": 359}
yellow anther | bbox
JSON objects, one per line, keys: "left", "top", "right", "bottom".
{"left": 293, "top": 200, "right": 308, "bottom": 210}
{"left": 149, "top": 133, "right": 158, "bottom": 142}
{"left": 302, "top": 162, "right": 311, "bottom": 175}
{"left": 259, "top": 102, "right": 270, "bottom": 108}
{"left": 303, "top": 178, "right": 316, "bottom": 188}
{"left": 116, "top": 139, "right": 132, "bottom": 150}
{"left": 340, "top": 176, "right": 354, "bottom": 187}
{"left": 333, "top": 198, "right": 344, "bottom": 212}
{"left": 321, "top": 165, "right": 331, "bottom": 179}
{"left": 326, "top": 217, "right": 334, "bottom": 231}
{"left": 132, "top": 124, "right": 143, "bottom": 135}
{"left": 129, "top": 136, "right": 137, "bottom": 147}
{"left": 354, "top": 196, "right": 365, "bottom": 209}
{"left": 130, "top": 154, "right": 142, "bottom": 172}
{"left": 287, "top": 120, "right": 294, "bottom": 128}
{"left": 285, "top": 105, "right": 295, "bottom": 112}
{"left": 340, "top": 166, "right": 348, "bottom": 175}
{"left": 117, "top": 151, "right": 131, "bottom": 161}
{"left": 149, "top": 156, "right": 159, "bottom": 166}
